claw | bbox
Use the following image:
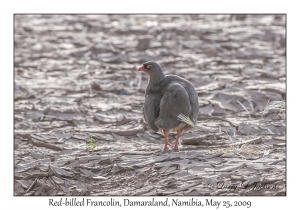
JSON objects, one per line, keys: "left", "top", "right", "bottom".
{"left": 173, "top": 146, "right": 179, "bottom": 152}
{"left": 163, "top": 141, "right": 171, "bottom": 150}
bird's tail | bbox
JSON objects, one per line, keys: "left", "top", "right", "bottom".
{"left": 177, "top": 114, "right": 195, "bottom": 128}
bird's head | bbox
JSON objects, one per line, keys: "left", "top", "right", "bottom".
{"left": 137, "top": 61, "right": 165, "bottom": 83}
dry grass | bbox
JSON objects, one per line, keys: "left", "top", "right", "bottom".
{"left": 261, "top": 100, "right": 286, "bottom": 117}
{"left": 206, "top": 100, "right": 285, "bottom": 159}
{"left": 207, "top": 135, "right": 271, "bottom": 159}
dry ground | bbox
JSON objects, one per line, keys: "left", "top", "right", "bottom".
{"left": 14, "top": 14, "right": 286, "bottom": 196}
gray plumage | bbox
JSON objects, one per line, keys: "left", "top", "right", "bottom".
{"left": 140, "top": 61, "right": 199, "bottom": 133}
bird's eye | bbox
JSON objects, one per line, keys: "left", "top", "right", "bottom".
{"left": 147, "top": 64, "right": 153, "bottom": 69}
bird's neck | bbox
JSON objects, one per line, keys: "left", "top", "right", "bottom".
{"left": 149, "top": 73, "right": 165, "bottom": 84}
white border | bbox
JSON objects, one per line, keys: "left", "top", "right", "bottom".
{"left": 2, "top": 1, "right": 296, "bottom": 209}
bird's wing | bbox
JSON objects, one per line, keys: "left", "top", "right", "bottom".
{"left": 155, "top": 82, "right": 191, "bottom": 130}
{"left": 143, "top": 92, "right": 161, "bottom": 132}
{"left": 183, "top": 81, "right": 199, "bottom": 126}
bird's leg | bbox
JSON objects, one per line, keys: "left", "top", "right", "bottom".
{"left": 173, "top": 129, "right": 182, "bottom": 152}
{"left": 163, "top": 130, "right": 170, "bottom": 150}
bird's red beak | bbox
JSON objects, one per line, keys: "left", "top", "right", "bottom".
{"left": 138, "top": 65, "right": 145, "bottom": 71}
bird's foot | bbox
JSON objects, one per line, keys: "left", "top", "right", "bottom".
{"left": 168, "top": 141, "right": 179, "bottom": 151}
{"left": 163, "top": 141, "right": 171, "bottom": 150}
{"left": 173, "top": 146, "right": 179, "bottom": 152}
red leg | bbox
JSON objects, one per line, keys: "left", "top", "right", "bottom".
{"left": 173, "top": 130, "right": 182, "bottom": 152}
{"left": 163, "top": 130, "right": 170, "bottom": 150}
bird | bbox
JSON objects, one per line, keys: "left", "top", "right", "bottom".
{"left": 138, "top": 61, "right": 199, "bottom": 152}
